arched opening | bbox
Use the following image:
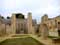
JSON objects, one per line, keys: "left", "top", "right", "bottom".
{"left": 58, "top": 22, "right": 60, "bottom": 36}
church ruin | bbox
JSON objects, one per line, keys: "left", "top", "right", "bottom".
{"left": 0, "top": 13, "right": 60, "bottom": 38}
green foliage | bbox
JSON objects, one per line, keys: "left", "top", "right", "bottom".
{"left": 1, "top": 16, "right": 4, "bottom": 19}
{"left": 12, "top": 35, "right": 29, "bottom": 37}
{"left": 16, "top": 13, "right": 24, "bottom": 19}
{"left": 7, "top": 16, "right": 10, "bottom": 19}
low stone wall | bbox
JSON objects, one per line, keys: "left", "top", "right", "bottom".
{"left": 0, "top": 37, "right": 8, "bottom": 43}
{"left": 30, "top": 34, "right": 56, "bottom": 45}
{"left": 30, "top": 36, "right": 45, "bottom": 45}
{"left": 0, "top": 34, "right": 59, "bottom": 45}
{"left": 49, "top": 31, "right": 58, "bottom": 37}
{"left": 0, "top": 34, "right": 30, "bottom": 43}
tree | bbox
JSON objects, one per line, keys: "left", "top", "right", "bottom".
{"left": 16, "top": 13, "right": 25, "bottom": 19}
{"left": 1, "top": 16, "right": 4, "bottom": 19}
{"left": 7, "top": 16, "right": 10, "bottom": 19}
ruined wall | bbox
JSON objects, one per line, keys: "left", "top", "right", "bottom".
{"left": 16, "top": 19, "right": 26, "bottom": 34}
{"left": 27, "top": 12, "right": 35, "bottom": 34}
{"left": 11, "top": 14, "right": 16, "bottom": 34}
{"left": 0, "top": 24, "right": 6, "bottom": 36}
{"left": 6, "top": 25, "right": 12, "bottom": 35}
{"left": 40, "top": 15, "right": 48, "bottom": 37}
{"left": 40, "top": 15, "right": 60, "bottom": 37}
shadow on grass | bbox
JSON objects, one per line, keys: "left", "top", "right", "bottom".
{"left": 0, "top": 37, "right": 44, "bottom": 45}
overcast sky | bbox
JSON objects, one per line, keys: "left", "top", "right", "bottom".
{"left": 0, "top": 0, "right": 60, "bottom": 23}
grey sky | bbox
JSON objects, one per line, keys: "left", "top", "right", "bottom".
{"left": 0, "top": 0, "right": 60, "bottom": 23}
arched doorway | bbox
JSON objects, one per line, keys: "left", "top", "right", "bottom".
{"left": 58, "top": 22, "right": 60, "bottom": 36}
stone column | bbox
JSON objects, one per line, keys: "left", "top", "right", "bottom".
{"left": 0, "top": 18, "right": 2, "bottom": 36}
{"left": 6, "top": 25, "right": 10, "bottom": 35}
{"left": 11, "top": 14, "right": 16, "bottom": 34}
{"left": 39, "top": 24, "right": 44, "bottom": 37}
{"left": 27, "top": 12, "right": 34, "bottom": 34}
{"left": 40, "top": 23, "right": 48, "bottom": 39}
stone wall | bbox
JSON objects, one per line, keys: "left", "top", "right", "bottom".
{"left": 27, "top": 12, "right": 35, "bottom": 34}
{"left": 39, "top": 15, "right": 60, "bottom": 38}
{"left": 11, "top": 14, "right": 16, "bottom": 34}
{"left": 6, "top": 25, "right": 12, "bottom": 35}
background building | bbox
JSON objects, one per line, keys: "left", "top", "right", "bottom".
{"left": 39, "top": 14, "right": 60, "bottom": 38}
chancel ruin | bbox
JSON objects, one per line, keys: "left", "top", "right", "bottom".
{"left": 0, "top": 12, "right": 60, "bottom": 45}
{"left": 0, "top": 12, "right": 60, "bottom": 38}
{"left": 0, "top": 12, "right": 37, "bottom": 36}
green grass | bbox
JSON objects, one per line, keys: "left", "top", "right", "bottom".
{"left": 48, "top": 36, "right": 60, "bottom": 39}
{"left": 12, "top": 35, "right": 29, "bottom": 37}
{"left": 0, "top": 37, "right": 44, "bottom": 45}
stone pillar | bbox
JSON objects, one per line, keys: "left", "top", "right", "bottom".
{"left": 6, "top": 25, "right": 12, "bottom": 35}
{"left": 27, "top": 12, "right": 34, "bottom": 34}
{"left": 39, "top": 24, "right": 44, "bottom": 37}
{"left": 40, "top": 23, "right": 48, "bottom": 39}
{"left": 0, "top": 18, "right": 2, "bottom": 36}
{"left": 11, "top": 14, "right": 16, "bottom": 34}
{"left": 0, "top": 24, "right": 6, "bottom": 36}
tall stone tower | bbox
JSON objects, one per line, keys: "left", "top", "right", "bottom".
{"left": 40, "top": 14, "right": 48, "bottom": 39}
{"left": 11, "top": 14, "right": 16, "bottom": 34}
{"left": 27, "top": 12, "right": 33, "bottom": 34}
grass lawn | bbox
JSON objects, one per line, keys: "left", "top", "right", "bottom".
{"left": 48, "top": 36, "right": 60, "bottom": 39}
{"left": 0, "top": 37, "right": 44, "bottom": 45}
{"left": 12, "top": 35, "right": 29, "bottom": 37}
